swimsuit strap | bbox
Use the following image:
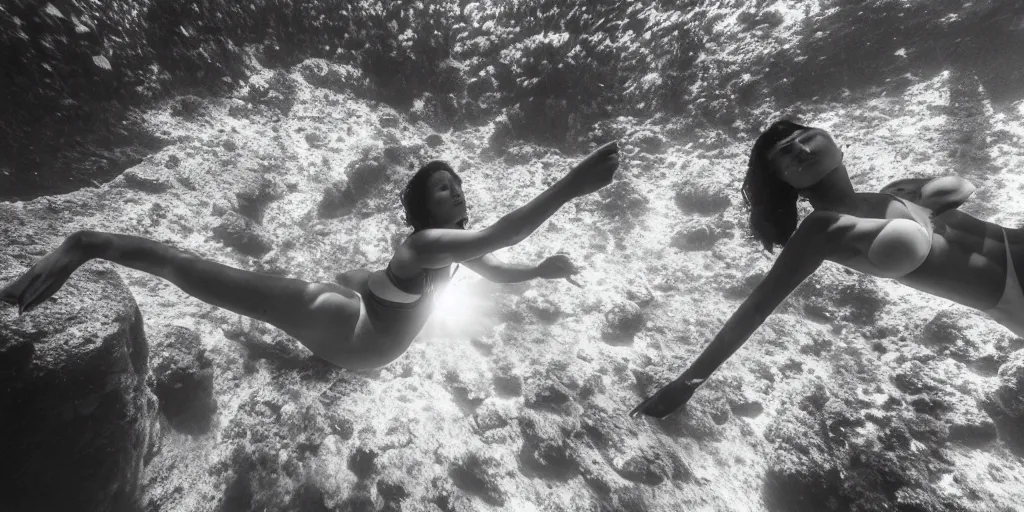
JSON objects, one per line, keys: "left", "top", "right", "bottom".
{"left": 885, "top": 192, "right": 912, "bottom": 210}
{"left": 1001, "top": 227, "right": 1018, "bottom": 297}
{"left": 886, "top": 193, "right": 932, "bottom": 232}
{"left": 385, "top": 262, "right": 426, "bottom": 295}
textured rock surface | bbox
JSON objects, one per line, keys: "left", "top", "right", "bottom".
{"left": 211, "top": 211, "right": 274, "bottom": 258}
{"left": 150, "top": 326, "right": 217, "bottom": 434}
{"left": 9, "top": 0, "right": 1021, "bottom": 199}
{"left": 2, "top": 58, "right": 1022, "bottom": 512}
{"left": 2, "top": 2, "right": 1024, "bottom": 511}
{"left": 0, "top": 205, "right": 158, "bottom": 512}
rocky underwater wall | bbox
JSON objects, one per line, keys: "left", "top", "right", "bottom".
{"left": 3, "top": 1, "right": 1024, "bottom": 511}
{"left": 4, "top": 0, "right": 1022, "bottom": 200}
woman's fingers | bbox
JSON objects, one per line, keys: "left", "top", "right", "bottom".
{"left": 554, "top": 254, "right": 580, "bottom": 277}
{"left": 1, "top": 274, "right": 27, "bottom": 300}
{"left": 26, "top": 277, "right": 65, "bottom": 314}
{"left": 22, "top": 296, "right": 41, "bottom": 315}
{"left": 629, "top": 396, "right": 656, "bottom": 418}
{"left": 0, "top": 284, "right": 17, "bottom": 305}
{"left": 630, "top": 377, "right": 704, "bottom": 419}
{"left": 580, "top": 142, "right": 619, "bottom": 167}
{"left": 632, "top": 394, "right": 673, "bottom": 419}
{"left": 19, "top": 273, "right": 42, "bottom": 307}
{"left": 595, "top": 140, "right": 619, "bottom": 156}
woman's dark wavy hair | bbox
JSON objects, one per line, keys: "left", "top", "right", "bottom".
{"left": 741, "top": 119, "right": 809, "bottom": 253}
{"left": 401, "top": 160, "right": 464, "bottom": 232}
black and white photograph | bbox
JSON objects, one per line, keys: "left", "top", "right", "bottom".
{"left": 2, "top": 1, "right": 1024, "bottom": 511}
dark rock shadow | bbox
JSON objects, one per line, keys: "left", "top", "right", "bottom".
{"left": 760, "top": 1, "right": 1024, "bottom": 111}
{"left": 0, "top": 113, "right": 170, "bottom": 202}
{"left": 0, "top": 342, "right": 35, "bottom": 384}
{"left": 943, "top": 69, "right": 996, "bottom": 184}
{"left": 316, "top": 374, "right": 372, "bottom": 409}
{"left": 223, "top": 321, "right": 339, "bottom": 381}
{"left": 761, "top": 462, "right": 847, "bottom": 512}
{"left": 982, "top": 403, "right": 1024, "bottom": 458}
{"left": 347, "top": 447, "right": 378, "bottom": 481}
{"left": 288, "top": 483, "right": 331, "bottom": 512}
{"left": 448, "top": 465, "right": 504, "bottom": 507}
{"left": 448, "top": 385, "right": 485, "bottom": 415}
{"left": 240, "top": 340, "right": 336, "bottom": 377}
{"left": 958, "top": 4, "right": 1024, "bottom": 107}
{"left": 516, "top": 447, "right": 579, "bottom": 482}
{"left": 218, "top": 463, "right": 254, "bottom": 512}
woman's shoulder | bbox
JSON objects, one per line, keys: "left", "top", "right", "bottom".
{"left": 879, "top": 176, "right": 976, "bottom": 217}
{"left": 388, "top": 234, "right": 452, "bottom": 276}
{"left": 839, "top": 191, "right": 921, "bottom": 221}
{"left": 387, "top": 239, "right": 420, "bottom": 277}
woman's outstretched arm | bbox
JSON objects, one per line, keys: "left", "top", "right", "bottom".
{"left": 463, "top": 253, "right": 579, "bottom": 285}
{"left": 631, "top": 211, "right": 841, "bottom": 419}
{"left": 881, "top": 175, "right": 976, "bottom": 217}
{"left": 462, "top": 253, "right": 540, "bottom": 283}
{"left": 404, "top": 142, "right": 619, "bottom": 270}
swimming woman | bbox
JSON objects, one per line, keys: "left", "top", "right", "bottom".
{"left": 1, "top": 142, "right": 620, "bottom": 370}
{"left": 631, "top": 120, "right": 1023, "bottom": 419}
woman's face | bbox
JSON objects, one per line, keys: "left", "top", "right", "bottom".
{"left": 425, "top": 171, "right": 468, "bottom": 229}
{"left": 766, "top": 127, "right": 844, "bottom": 189}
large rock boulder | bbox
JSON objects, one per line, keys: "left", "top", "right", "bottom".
{"left": 985, "top": 350, "right": 1024, "bottom": 455}
{"left": 317, "top": 154, "right": 394, "bottom": 220}
{"left": 150, "top": 326, "right": 217, "bottom": 434}
{"left": 0, "top": 254, "right": 158, "bottom": 512}
{"left": 211, "top": 211, "right": 274, "bottom": 257}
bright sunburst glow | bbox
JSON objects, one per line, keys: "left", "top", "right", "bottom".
{"left": 434, "top": 285, "right": 475, "bottom": 326}
{"left": 425, "top": 276, "right": 495, "bottom": 339}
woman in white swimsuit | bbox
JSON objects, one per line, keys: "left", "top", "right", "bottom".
{"left": 1, "top": 143, "right": 620, "bottom": 371}
{"left": 632, "top": 120, "right": 1024, "bottom": 419}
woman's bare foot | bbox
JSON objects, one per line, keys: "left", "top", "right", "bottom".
{"left": 1, "top": 232, "right": 90, "bottom": 315}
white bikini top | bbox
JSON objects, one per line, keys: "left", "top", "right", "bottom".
{"left": 866, "top": 197, "right": 932, "bottom": 278}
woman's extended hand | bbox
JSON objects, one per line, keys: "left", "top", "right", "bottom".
{"left": 563, "top": 141, "right": 619, "bottom": 199}
{"left": 536, "top": 254, "right": 582, "bottom": 287}
{"left": 629, "top": 376, "right": 705, "bottom": 419}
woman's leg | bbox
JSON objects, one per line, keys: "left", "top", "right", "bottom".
{"left": 990, "top": 227, "right": 1024, "bottom": 337}
{"left": 2, "top": 231, "right": 361, "bottom": 366}
{"left": 335, "top": 269, "right": 372, "bottom": 296}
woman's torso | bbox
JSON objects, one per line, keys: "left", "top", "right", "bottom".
{"left": 357, "top": 256, "right": 453, "bottom": 361}
{"left": 824, "top": 192, "right": 1020, "bottom": 311}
